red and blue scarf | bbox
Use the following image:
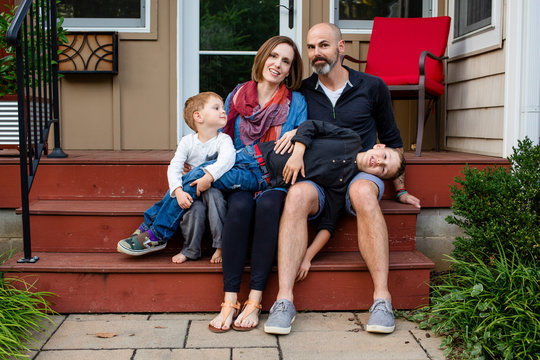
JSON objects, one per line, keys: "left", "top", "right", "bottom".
{"left": 223, "top": 80, "right": 291, "bottom": 146}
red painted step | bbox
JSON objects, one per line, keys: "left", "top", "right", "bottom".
{"left": 23, "top": 199, "right": 419, "bottom": 253}
{"left": 0, "top": 250, "right": 433, "bottom": 313}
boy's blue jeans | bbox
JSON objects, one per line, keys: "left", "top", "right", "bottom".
{"left": 140, "top": 145, "right": 267, "bottom": 242}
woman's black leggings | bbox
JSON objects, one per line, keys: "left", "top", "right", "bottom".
{"left": 221, "top": 189, "right": 286, "bottom": 293}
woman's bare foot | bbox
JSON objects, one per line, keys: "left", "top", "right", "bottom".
{"left": 210, "top": 249, "right": 222, "bottom": 264}
{"left": 234, "top": 290, "right": 262, "bottom": 329}
{"left": 172, "top": 252, "right": 188, "bottom": 264}
{"left": 209, "top": 293, "right": 238, "bottom": 331}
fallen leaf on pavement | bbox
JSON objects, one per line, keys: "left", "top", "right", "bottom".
{"left": 96, "top": 332, "right": 117, "bottom": 338}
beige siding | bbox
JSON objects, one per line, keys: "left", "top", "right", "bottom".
{"left": 446, "top": 44, "right": 506, "bottom": 156}
{"left": 447, "top": 107, "right": 504, "bottom": 138}
{"left": 58, "top": 0, "right": 177, "bottom": 150}
{"left": 446, "top": 137, "right": 503, "bottom": 157}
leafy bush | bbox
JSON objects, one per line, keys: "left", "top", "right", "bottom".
{"left": 0, "top": 273, "right": 56, "bottom": 360}
{"left": 0, "top": 1, "right": 68, "bottom": 98}
{"left": 0, "top": 3, "right": 17, "bottom": 97}
{"left": 446, "top": 138, "right": 540, "bottom": 264}
{"left": 411, "top": 245, "right": 539, "bottom": 360}
{"left": 406, "top": 139, "right": 540, "bottom": 359}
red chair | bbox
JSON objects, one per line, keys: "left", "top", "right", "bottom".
{"left": 344, "top": 16, "right": 451, "bottom": 156}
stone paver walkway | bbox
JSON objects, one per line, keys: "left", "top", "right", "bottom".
{"left": 23, "top": 312, "right": 446, "bottom": 360}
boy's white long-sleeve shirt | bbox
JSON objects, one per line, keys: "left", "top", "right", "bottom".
{"left": 167, "top": 132, "right": 235, "bottom": 196}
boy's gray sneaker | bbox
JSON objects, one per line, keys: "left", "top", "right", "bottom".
{"left": 264, "top": 299, "right": 296, "bottom": 335}
{"left": 117, "top": 230, "right": 166, "bottom": 256}
{"left": 366, "top": 298, "right": 395, "bottom": 333}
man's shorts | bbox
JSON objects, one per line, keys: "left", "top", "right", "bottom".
{"left": 304, "top": 172, "right": 385, "bottom": 220}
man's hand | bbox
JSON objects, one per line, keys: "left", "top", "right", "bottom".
{"left": 190, "top": 172, "right": 214, "bottom": 196}
{"left": 398, "top": 192, "right": 421, "bottom": 208}
{"left": 296, "top": 257, "right": 312, "bottom": 282}
{"left": 174, "top": 187, "right": 193, "bottom": 209}
{"left": 274, "top": 129, "right": 298, "bottom": 154}
{"left": 283, "top": 142, "right": 306, "bottom": 184}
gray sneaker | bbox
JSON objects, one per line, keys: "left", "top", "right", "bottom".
{"left": 264, "top": 299, "right": 296, "bottom": 335}
{"left": 366, "top": 299, "right": 395, "bottom": 333}
{"left": 117, "top": 230, "right": 166, "bottom": 256}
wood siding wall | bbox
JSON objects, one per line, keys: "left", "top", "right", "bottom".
{"left": 58, "top": 0, "right": 177, "bottom": 150}
{"left": 445, "top": 47, "right": 505, "bottom": 156}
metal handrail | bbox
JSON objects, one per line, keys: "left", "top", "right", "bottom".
{"left": 5, "top": 0, "right": 67, "bottom": 263}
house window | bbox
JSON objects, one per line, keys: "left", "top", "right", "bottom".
{"left": 58, "top": 0, "right": 148, "bottom": 31}
{"left": 447, "top": 0, "right": 501, "bottom": 58}
{"left": 334, "top": 0, "right": 434, "bottom": 31}
{"left": 454, "top": 0, "right": 492, "bottom": 38}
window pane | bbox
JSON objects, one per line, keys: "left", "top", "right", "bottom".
{"left": 466, "top": 0, "right": 491, "bottom": 27}
{"left": 338, "top": 0, "right": 422, "bottom": 21}
{"left": 200, "top": 0, "right": 278, "bottom": 51}
{"left": 58, "top": 0, "right": 141, "bottom": 19}
{"left": 200, "top": 55, "right": 254, "bottom": 99}
{"left": 455, "top": 0, "right": 492, "bottom": 37}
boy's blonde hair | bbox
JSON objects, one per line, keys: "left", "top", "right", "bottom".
{"left": 183, "top": 91, "right": 223, "bottom": 131}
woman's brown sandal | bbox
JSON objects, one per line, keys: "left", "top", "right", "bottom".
{"left": 208, "top": 300, "right": 241, "bottom": 333}
{"left": 232, "top": 299, "right": 263, "bottom": 331}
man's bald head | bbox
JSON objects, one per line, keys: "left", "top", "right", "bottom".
{"left": 308, "top": 23, "right": 342, "bottom": 44}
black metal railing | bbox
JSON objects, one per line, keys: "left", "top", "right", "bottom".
{"left": 6, "top": 0, "right": 66, "bottom": 263}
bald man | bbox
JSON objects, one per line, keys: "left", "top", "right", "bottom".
{"left": 265, "top": 23, "right": 420, "bottom": 335}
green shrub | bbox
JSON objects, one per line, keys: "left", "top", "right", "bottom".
{"left": 0, "top": 1, "right": 68, "bottom": 98}
{"left": 0, "top": 272, "right": 56, "bottom": 359}
{"left": 446, "top": 138, "right": 540, "bottom": 264}
{"left": 412, "top": 244, "right": 539, "bottom": 360}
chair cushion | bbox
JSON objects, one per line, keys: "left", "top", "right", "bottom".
{"left": 365, "top": 17, "right": 451, "bottom": 86}
{"left": 379, "top": 75, "right": 445, "bottom": 96}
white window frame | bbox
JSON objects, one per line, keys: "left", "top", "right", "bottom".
{"left": 448, "top": 0, "right": 503, "bottom": 59}
{"left": 330, "top": 0, "right": 437, "bottom": 35}
{"left": 60, "top": 0, "right": 151, "bottom": 33}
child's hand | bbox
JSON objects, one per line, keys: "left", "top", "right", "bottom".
{"left": 182, "top": 162, "right": 192, "bottom": 175}
{"left": 283, "top": 155, "right": 305, "bottom": 184}
{"left": 175, "top": 188, "right": 193, "bottom": 209}
{"left": 190, "top": 172, "right": 214, "bottom": 196}
{"left": 296, "top": 257, "right": 312, "bottom": 282}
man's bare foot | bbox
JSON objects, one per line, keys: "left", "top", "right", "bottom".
{"left": 172, "top": 253, "right": 188, "bottom": 264}
{"left": 210, "top": 249, "right": 222, "bottom": 264}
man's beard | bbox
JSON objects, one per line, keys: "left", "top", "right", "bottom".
{"left": 311, "top": 50, "right": 340, "bottom": 75}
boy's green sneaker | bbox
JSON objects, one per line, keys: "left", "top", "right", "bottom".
{"left": 117, "top": 230, "right": 166, "bottom": 256}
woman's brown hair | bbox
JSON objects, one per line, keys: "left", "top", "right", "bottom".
{"left": 251, "top": 36, "right": 303, "bottom": 90}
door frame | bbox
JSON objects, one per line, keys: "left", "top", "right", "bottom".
{"left": 176, "top": 0, "right": 302, "bottom": 140}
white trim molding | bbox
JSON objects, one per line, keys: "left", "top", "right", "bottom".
{"left": 504, "top": 0, "right": 540, "bottom": 157}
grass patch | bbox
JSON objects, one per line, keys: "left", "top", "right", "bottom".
{"left": 0, "top": 254, "right": 56, "bottom": 360}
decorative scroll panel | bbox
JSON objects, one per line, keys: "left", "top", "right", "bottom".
{"left": 58, "top": 32, "right": 118, "bottom": 74}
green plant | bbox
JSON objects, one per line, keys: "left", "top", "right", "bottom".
{"left": 0, "top": 1, "right": 68, "bottom": 98}
{"left": 411, "top": 244, "right": 539, "bottom": 360}
{"left": 0, "top": 272, "right": 56, "bottom": 360}
{"left": 0, "top": 3, "right": 17, "bottom": 97}
{"left": 446, "top": 138, "right": 540, "bottom": 264}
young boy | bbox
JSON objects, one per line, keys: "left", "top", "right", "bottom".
{"left": 117, "top": 92, "right": 235, "bottom": 262}
{"left": 174, "top": 119, "right": 405, "bottom": 241}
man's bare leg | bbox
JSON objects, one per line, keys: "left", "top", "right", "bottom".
{"left": 275, "top": 183, "right": 320, "bottom": 302}
{"left": 349, "top": 179, "right": 395, "bottom": 333}
{"left": 349, "top": 179, "right": 391, "bottom": 301}
{"left": 265, "top": 183, "right": 319, "bottom": 335}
